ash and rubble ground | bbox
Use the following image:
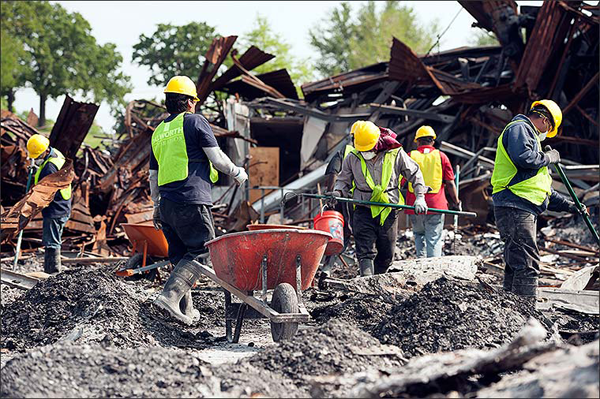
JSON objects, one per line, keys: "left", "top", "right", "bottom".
{"left": 1, "top": 223, "right": 598, "bottom": 398}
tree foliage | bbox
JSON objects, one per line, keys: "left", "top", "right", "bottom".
{"left": 132, "top": 22, "right": 220, "bottom": 87}
{"left": 470, "top": 29, "right": 500, "bottom": 46}
{"left": 240, "top": 15, "right": 314, "bottom": 86}
{"left": 310, "top": 1, "right": 439, "bottom": 77}
{"left": 1, "top": 1, "right": 131, "bottom": 125}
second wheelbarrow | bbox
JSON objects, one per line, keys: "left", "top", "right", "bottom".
{"left": 196, "top": 228, "right": 331, "bottom": 342}
{"left": 117, "top": 222, "right": 171, "bottom": 281}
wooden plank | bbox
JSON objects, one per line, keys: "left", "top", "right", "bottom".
{"left": 249, "top": 147, "right": 279, "bottom": 204}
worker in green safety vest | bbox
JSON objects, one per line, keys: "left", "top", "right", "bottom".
{"left": 26, "top": 134, "right": 72, "bottom": 274}
{"left": 150, "top": 76, "right": 248, "bottom": 325}
{"left": 333, "top": 121, "right": 428, "bottom": 277}
{"left": 491, "top": 99, "right": 579, "bottom": 306}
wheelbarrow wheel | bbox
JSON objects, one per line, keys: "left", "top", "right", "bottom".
{"left": 270, "top": 283, "right": 299, "bottom": 342}
{"left": 124, "top": 253, "right": 157, "bottom": 282}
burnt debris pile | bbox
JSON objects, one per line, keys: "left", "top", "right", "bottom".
{"left": 0, "top": 268, "right": 217, "bottom": 351}
{"left": 374, "top": 277, "right": 545, "bottom": 357}
{"left": 0, "top": 343, "right": 217, "bottom": 398}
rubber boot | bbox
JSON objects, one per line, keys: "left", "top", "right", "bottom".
{"left": 44, "top": 247, "right": 61, "bottom": 274}
{"left": 359, "top": 259, "right": 374, "bottom": 277}
{"left": 512, "top": 274, "right": 538, "bottom": 311}
{"left": 179, "top": 290, "right": 200, "bottom": 322}
{"left": 154, "top": 258, "right": 202, "bottom": 325}
{"left": 503, "top": 268, "right": 515, "bottom": 292}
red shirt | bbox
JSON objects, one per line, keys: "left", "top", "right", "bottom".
{"left": 404, "top": 145, "right": 455, "bottom": 214}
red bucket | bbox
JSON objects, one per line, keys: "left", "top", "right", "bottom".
{"left": 313, "top": 210, "right": 344, "bottom": 256}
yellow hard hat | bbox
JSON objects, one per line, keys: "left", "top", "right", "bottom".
{"left": 164, "top": 76, "right": 199, "bottom": 101}
{"left": 27, "top": 134, "right": 50, "bottom": 159}
{"left": 351, "top": 121, "right": 380, "bottom": 151}
{"left": 531, "top": 99, "right": 562, "bottom": 138}
{"left": 414, "top": 125, "right": 436, "bottom": 142}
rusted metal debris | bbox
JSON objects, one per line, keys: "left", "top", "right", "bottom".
{"left": 49, "top": 95, "right": 100, "bottom": 159}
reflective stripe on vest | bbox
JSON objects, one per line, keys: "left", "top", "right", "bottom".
{"left": 34, "top": 148, "right": 72, "bottom": 200}
{"left": 408, "top": 149, "right": 443, "bottom": 194}
{"left": 345, "top": 144, "right": 356, "bottom": 195}
{"left": 491, "top": 120, "right": 552, "bottom": 206}
{"left": 152, "top": 112, "right": 218, "bottom": 186}
{"left": 350, "top": 148, "right": 405, "bottom": 225}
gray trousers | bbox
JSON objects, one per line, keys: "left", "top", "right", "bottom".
{"left": 410, "top": 214, "right": 445, "bottom": 258}
{"left": 494, "top": 206, "right": 539, "bottom": 292}
{"left": 42, "top": 216, "right": 69, "bottom": 249}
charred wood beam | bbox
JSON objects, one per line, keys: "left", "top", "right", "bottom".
{"left": 49, "top": 95, "right": 100, "bottom": 159}
{"left": 367, "top": 103, "right": 455, "bottom": 123}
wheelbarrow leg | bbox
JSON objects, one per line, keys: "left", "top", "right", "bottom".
{"left": 224, "top": 290, "right": 233, "bottom": 343}
{"left": 233, "top": 300, "right": 248, "bottom": 344}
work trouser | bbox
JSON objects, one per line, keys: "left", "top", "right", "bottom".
{"left": 494, "top": 206, "right": 539, "bottom": 294}
{"left": 410, "top": 213, "right": 445, "bottom": 258}
{"left": 352, "top": 206, "right": 399, "bottom": 274}
{"left": 160, "top": 198, "right": 215, "bottom": 265}
{"left": 42, "top": 215, "right": 70, "bottom": 249}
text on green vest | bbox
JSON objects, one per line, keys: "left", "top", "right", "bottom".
{"left": 151, "top": 112, "right": 218, "bottom": 186}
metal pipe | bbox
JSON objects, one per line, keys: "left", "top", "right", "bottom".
{"left": 13, "top": 164, "right": 35, "bottom": 269}
{"left": 299, "top": 193, "right": 478, "bottom": 218}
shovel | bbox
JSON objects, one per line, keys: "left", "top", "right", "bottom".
{"left": 13, "top": 162, "right": 35, "bottom": 268}
{"left": 545, "top": 145, "right": 599, "bottom": 246}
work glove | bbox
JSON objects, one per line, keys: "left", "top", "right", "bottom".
{"left": 545, "top": 149, "right": 561, "bottom": 165}
{"left": 324, "top": 191, "right": 341, "bottom": 208}
{"left": 567, "top": 201, "right": 588, "bottom": 216}
{"left": 153, "top": 206, "right": 162, "bottom": 230}
{"left": 233, "top": 167, "right": 248, "bottom": 185}
{"left": 414, "top": 194, "right": 428, "bottom": 215}
{"left": 449, "top": 201, "right": 462, "bottom": 212}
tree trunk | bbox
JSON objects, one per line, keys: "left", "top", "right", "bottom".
{"left": 7, "top": 90, "right": 15, "bottom": 112}
{"left": 39, "top": 93, "right": 47, "bottom": 127}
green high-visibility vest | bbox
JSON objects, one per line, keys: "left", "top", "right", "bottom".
{"left": 350, "top": 148, "right": 405, "bottom": 225}
{"left": 491, "top": 120, "right": 552, "bottom": 206}
{"left": 151, "top": 112, "right": 218, "bottom": 186}
{"left": 34, "top": 148, "right": 72, "bottom": 200}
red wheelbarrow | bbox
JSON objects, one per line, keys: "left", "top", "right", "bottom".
{"left": 196, "top": 229, "right": 331, "bottom": 342}
{"left": 116, "top": 223, "right": 171, "bottom": 281}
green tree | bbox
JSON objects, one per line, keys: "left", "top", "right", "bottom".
{"left": 309, "top": 1, "right": 439, "bottom": 77}
{"left": 2, "top": 1, "right": 131, "bottom": 126}
{"left": 470, "top": 29, "right": 500, "bottom": 46}
{"left": 240, "top": 15, "right": 314, "bottom": 86}
{"left": 132, "top": 22, "right": 219, "bottom": 87}
{"left": 309, "top": 3, "right": 353, "bottom": 77}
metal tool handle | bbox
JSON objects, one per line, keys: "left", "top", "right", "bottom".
{"left": 13, "top": 165, "right": 35, "bottom": 268}
{"left": 301, "top": 193, "right": 478, "bottom": 218}
{"left": 545, "top": 145, "right": 600, "bottom": 246}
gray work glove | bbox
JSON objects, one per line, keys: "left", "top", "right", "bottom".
{"left": 324, "top": 191, "right": 341, "bottom": 208}
{"left": 153, "top": 206, "right": 162, "bottom": 230}
{"left": 414, "top": 194, "right": 428, "bottom": 215}
{"left": 568, "top": 201, "right": 587, "bottom": 216}
{"left": 233, "top": 167, "right": 248, "bottom": 185}
{"left": 545, "top": 149, "right": 561, "bottom": 164}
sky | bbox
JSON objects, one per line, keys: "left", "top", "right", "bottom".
{"left": 11, "top": 1, "right": 531, "bottom": 132}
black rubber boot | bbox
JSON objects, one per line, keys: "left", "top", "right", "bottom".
{"left": 512, "top": 275, "right": 538, "bottom": 311}
{"left": 179, "top": 290, "right": 200, "bottom": 322}
{"left": 359, "top": 259, "right": 374, "bottom": 277}
{"left": 154, "top": 258, "right": 202, "bottom": 325}
{"left": 503, "top": 268, "right": 515, "bottom": 292}
{"left": 44, "top": 247, "right": 61, "bottom": 274}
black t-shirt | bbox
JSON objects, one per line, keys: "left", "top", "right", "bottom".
{"left": 39, "top": 148, "right": 72, "bottom": 218}
{"left": 150, "top": 113, "right": 219, "bottom": 205}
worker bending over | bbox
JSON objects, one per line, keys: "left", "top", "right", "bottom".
{"left": 26, "top": 134, "right": 72, "bottom": 274}
{"left": 150, "top": 76, "right": 247, "bottom": 325}
{"left": 333, "top": 121, "right": 428, "bottom": 277}
{"left": 405, "top": 126, "right": 459, "bottom": 257}
{"left": 492, "top": 100, "right": 578, "bottom": 305}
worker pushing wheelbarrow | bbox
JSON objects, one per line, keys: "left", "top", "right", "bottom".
{"left": 197, "top": 228, "right": 331, "bottom": 342}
